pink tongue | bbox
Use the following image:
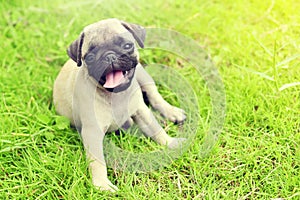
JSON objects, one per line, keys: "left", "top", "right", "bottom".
{"left": 103, "top": 70, "right": 125, "bottom": 88}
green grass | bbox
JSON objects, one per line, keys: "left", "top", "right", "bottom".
{"left": 1, "top": 0, "right": 299, "bottom": 199}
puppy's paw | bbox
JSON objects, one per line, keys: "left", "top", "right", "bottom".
{"left": 93, "top": 177, "right": 118, "bottom": 192}
{"left": 163, "top": 106, "right": 186, "bottom": 124}
{"left": 167, "top": 137, "right": 187, "bottom": 149}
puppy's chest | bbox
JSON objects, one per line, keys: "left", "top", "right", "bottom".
{"left": 95, "top": 90, "right": 140, "bottom": 132}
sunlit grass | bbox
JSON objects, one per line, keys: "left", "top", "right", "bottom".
{"left": 1, "top": 0, "right": 299, "bottom": 199}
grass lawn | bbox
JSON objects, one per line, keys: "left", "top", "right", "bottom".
{"left": 1, "top": 0, "right": 299, "bottom": 199}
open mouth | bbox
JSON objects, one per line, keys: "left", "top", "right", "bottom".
{"left": 102, "top": 68, "right": 135, "bottom": 89}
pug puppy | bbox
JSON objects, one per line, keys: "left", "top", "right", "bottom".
{"left": 53, "top": 18, "right": 186, "bottom": 191}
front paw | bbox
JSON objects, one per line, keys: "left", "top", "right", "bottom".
{"left": 164, "top": 106, "right": 186, "bottom": 124}
{"left": 92, "top": 177, "right": 118, "bottom": 192}
{"left": 167, "top": 137, "right": 187, "bottom": 149}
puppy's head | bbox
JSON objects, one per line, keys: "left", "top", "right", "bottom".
{"left": 67, "top": 18, "right": 146, "bottom": 93}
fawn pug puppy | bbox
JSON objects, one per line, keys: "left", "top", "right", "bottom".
{"left": 53, "top": 18, "right": 186, "bottom": 191}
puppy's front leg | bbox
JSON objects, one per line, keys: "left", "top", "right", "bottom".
{"left": 81, "top": 124, "right": 118, "bottom": 192}
{"left": 135, "top": 64, "right": 186, "bottom": 123}
{"left": 133, "top": 104, "right": 185, "bottom": 149}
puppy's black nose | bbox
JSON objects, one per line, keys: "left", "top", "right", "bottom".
{"left": 105, "top": 53, "right": 117, "bottom": 63}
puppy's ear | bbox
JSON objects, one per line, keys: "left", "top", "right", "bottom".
{"left": 67, "top": 32, "right": 85, "bottom": 67}
{"left": 121, "top": 21, "right": 146, "bottom": 48}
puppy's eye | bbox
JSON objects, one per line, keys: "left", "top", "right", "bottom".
{"left": 85, "top": 54, "right": 95, "bottom": 63}
{"left": 123, "top": 43, "right": 133, "bottom": 50}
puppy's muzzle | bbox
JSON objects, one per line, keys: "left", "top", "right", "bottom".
{"left": 99, "top": 52, "right": 138, "bottom": 92}
{"left": 104, "top": 52, "right": 118, "bottom": 63}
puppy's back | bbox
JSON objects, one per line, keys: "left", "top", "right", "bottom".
{"left": 53, "top": 59, "right": 80, "bottom": 124}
